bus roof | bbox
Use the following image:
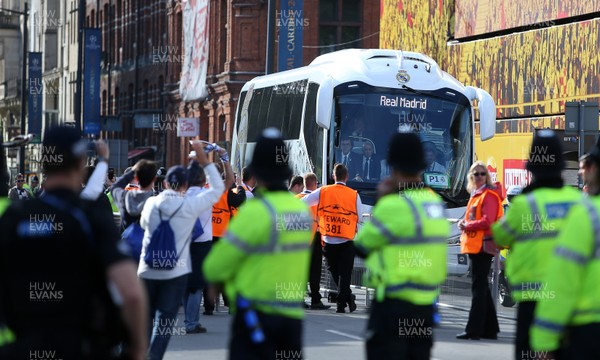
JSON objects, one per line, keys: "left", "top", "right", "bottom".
{"left": 241, "top": 49, "right": 467, "bottom": 95}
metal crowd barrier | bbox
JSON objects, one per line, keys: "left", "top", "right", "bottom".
{"left": 318, "top": 257, "right": 374, "bottom": 308}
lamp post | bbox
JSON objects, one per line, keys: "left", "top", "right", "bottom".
{"left": 0, "top": 3, "right": 28, "bottom": 173}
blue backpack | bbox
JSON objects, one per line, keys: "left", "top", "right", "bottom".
{"left": 121, "top": 222, "right": 144, "bottom": 263}
{"left": 191, "top": 218, "right": 204, "bottom": 240}
{"left": 144, "top": 203, "right": 186, "bottom": 270}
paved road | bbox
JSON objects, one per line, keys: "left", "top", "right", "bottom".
{"left": 163, "top": 290, "right": 516, "bottom": 360}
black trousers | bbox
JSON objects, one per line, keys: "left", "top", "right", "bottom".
{"left": 516, "top": 301, "right": 536, "bottom": 359}
{"left": 229, "top": 310, "right": 303, "bottom": 360}
{"left": 309, "top": 232, "right": 323, "bottom": 304}
{"left": 366, "top": 298, "right": 433, "bottom": 360}
{"left": 465, "top": 253, "right": 499, "bottom": 337}
{"left": 562, "top": 323, "right": 600, "bottom": 359}
{"left": 323, "top": 241, "right": 355, "bottom": 308}
{"left": 204, "top": 236, "right": 229, "bottom": 310}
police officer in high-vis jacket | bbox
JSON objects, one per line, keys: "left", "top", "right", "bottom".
{"left": 492, "top": 130, "right": 582, "bottom": 360}
{"left": 203, "top": 128, "right": 313, "bottom": 360}
{"left": 529, "top": 136, "right": 600, "bottom": 359}
{"left": 355, "top": 132, "right": 449, "bottom": 360}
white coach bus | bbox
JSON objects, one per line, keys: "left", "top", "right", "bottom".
{"left": 232, "top": 49, "right": 495, "bottom": 213}
{"left": 231, "top": 49, "right": 498, "bottom": 277}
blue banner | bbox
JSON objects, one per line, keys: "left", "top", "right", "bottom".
{"left": 277, "top": 0, "right": 304, "bottom": 72}
{"left": 28, "top": 52, "right": 43, "bottom": 139}
{"left": 83, "top": 28, "right": 102, "bottom": 135}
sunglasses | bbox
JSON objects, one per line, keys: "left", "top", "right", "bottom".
{"left": 16, "top": 179, "right": 25, "bottom": 182}
{"left": 472, "top": 172, "right": 486, "bottom": 177}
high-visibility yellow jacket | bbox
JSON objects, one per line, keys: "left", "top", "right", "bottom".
{"left": 355, "top": 188, "right": 449, "bottom": 305}
{"left": 530, "top": 197, "right": 600, "bottom": 351}
{"left": 203, "top": 190, "right": 312, "bottom": 319}
{"left": 492, "top": 187, "right": 581, "bottom": 302}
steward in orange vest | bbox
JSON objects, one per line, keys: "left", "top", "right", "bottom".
{"left": 301, "top": 164, "right": 363, "bottom": 313}
{"left": 456, "top": 162, "right": 503, "bottom": 341}
{"left": 460, "top": 185, "right": 504, "bottom": 254}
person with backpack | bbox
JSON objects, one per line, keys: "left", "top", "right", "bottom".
{"left": 138, "top": 140, "right": 224, "bottom": 360}
{"left": 120, "top": 160, "right": 158, "bottom": 263}
{"left": 0, "top": 126, "right": 148, "bottom": 360}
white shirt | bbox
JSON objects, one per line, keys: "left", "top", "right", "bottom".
{"left": 242, "top": 182, "right": 254, "bottom": 199}
{"left": 81, "top": 161, "right": 108, "bottom": 200}
{"left": 138, "top": 163, "right": 224, "bottom": 280}
{"left": 301, "top": 182, "right": 364, "bottom": 244}
{"left": 186, "top": 186, "right": 214, "bottom": 242}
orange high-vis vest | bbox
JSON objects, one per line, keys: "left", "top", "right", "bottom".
{"left": 296, "top": 192, "right": 318, "bottom": 237}
{"left": 316, "top": 184, "right": 359, "bottom": 240}
{"left": 460, "top": 188, "right": 503, "bottom": 254}
{"left": 212, "top": 190, "right": 230, "bottom": 237}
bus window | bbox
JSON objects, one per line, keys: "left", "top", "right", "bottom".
{"left": 303, "top": 82, "right": 323, "bottom": 182}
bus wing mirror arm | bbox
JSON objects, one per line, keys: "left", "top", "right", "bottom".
{"left": 465, "top": 86, "right": 496, "bottom": 141}
{"left": 316, "top": 77, "right": 334, "bottom": 129}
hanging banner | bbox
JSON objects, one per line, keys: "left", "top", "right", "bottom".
{"left": 179, "top": 0, "right": 209, "bottom": 101}
{"left": 83, "top": 28, "right": 102, "bottom": 135}
{"left": 28, "top": 52, "right": 43, "bottom": 140}
{"left": 277, "top": 0, "right": 304, "bottom": 72}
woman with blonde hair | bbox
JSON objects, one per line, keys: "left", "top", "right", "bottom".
{"left": 456, "top": 161, "right": 503, "bottom": 340}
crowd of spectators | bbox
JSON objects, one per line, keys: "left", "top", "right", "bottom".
{"left": 455, "top": 0, "right": 600, "bottom": 38}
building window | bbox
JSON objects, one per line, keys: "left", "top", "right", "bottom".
{"left": 319, "top": 0, "right": 361, "bottom": 55}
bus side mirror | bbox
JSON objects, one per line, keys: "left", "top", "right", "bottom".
{"left": 465, "top": 86, "right": 496, "bottom": 141}
{"left": 316, "top": 77, "right": 333, "bottom": 129}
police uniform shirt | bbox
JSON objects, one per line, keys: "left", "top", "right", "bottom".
{"left": 0, "top": 188, "right": 128, "bottom": 334}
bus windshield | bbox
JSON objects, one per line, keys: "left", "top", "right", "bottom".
{"left": 334, "top": 82, "right": 472, "bottom": 207}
